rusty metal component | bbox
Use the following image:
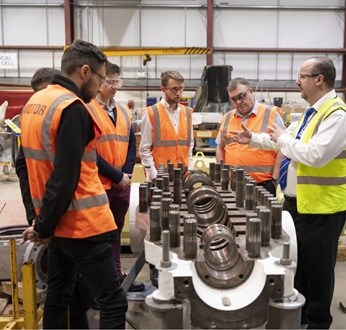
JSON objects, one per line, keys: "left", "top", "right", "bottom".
{"left": 245, "top": 183, "right": 255, "bottom": 210}
{"left": 161, "top": 198, "right": 172, "bottom": 231}
{"left": 186, "top": 186, "right": 228, "bottom": 236}
{"left": 139, "top": 183, "right": 149, "bottom": 212}
{"left": 160, "top": 230, "right": 171, "bottom": 268}
{"left": 150, "top": 205, "right": 162, "bottom": 242}
{"left": 196, "top": 224, "right": 254, "bottom": 288}
{"left": 221, "top": 168, "right": 229, "bottom": 190}
{"left": 162, "top": 175, "right": 170, "bottom": 192}
{"left": 149, "top": 186, "right": 157, "bottom": 205}
{"left": 209, "top": 162, "right": 215, "bottom": 181}
{"left": 168, "top": 162, "right": 174, "bottom": 182}
{"left": 245, "top": 212, "right": 258, "bottom": 251}
{"left": 173, "top": 168, "right": 182, "bottom": 206}
{"left": 183, "top": 214, "right": 197, "bottom": 259}
{"left": 271, "top": 204, "right": 283, "bottom": 239}
{"left": 259, "top": 208, "right": 271, "bottom": 246}
{"left": 169, "top": 210, "right": 181, "bottom": 248}
{"left": 137, "top": 167, "right": 293, "bottom": 329}
{"left": 183, "top": 169, "right": 214, "bottom": 197}
{"left": 156, "top": 177, "right": 164, "bottom": 191}
{"left": 214, "top": 163, "right": 221, "bottom": 182}
{"left": 0, "top": 225, "right": 48, "bottom": 290}
{"left": 236, "top": 168, "right": 245, "bottom": 207}
{"left": 247, "top": 218, "right": 262, "bottom": 258}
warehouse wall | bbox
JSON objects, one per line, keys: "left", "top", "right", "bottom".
{"left": 0, "top": 0, "right": 345, "bottom": 108}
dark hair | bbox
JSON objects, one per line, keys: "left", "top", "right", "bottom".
{"left": 106, "top": 61, "right": 121, "bottom": 76}
{"left": 61, "top": 39, "right": 107, "bottom": 75}
{"left": 227, "top": 77, "right": 250, "bottom": 91}
{"left": 160, "top": 70, "right": 184, "bottom": 87}
{"left": 31, "top": 67, "right": 60, "bottom": 92}
{"left": 310, "top": 57, "right": 336, "bottom": 89}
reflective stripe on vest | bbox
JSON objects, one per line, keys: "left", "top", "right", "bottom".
{"left": 151, "top": 104, "right": 192, "bottom": 147}
{"left": 23, "top": 95, "right": 101, "bottom": 213}
{"left": 88, "top": 100, "right": 131, "bottom": 189}
{"left": 32, "top": 193, "right": 109, "bottom": 211}
{"left": 223, "top": 105, "right": 274, "bottom": 145}
{"left": 219, "top": 104, "right": 278, "bottom": 182}
{"left": 23, "top": 94, "right": 96, "bottom": 164}
{"left": 240, "top": 165, "right": 275, "bottom": 173}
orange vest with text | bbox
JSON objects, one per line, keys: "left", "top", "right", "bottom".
{"left": 146, "top": 102, "right": 192, "bottom": 168}
{"left": 88, "top": 100, "right": 132, "bottom": 190}
{"left": 20, "top": 85, "right": 116, "bottom": 238}
{"left": 219, "top": 104, "right": 278, "bottom": 183}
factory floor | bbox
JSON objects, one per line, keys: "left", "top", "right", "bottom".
{"left": 0, "top": 164, "right": 346, "bottom": 329}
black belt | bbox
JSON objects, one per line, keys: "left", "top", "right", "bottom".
{"left": 284, "top": 195, "right": 297, "bottom": 202}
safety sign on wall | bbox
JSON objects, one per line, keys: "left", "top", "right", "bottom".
{"left": 0, "top": 53, "right": 18, "bottom": 69}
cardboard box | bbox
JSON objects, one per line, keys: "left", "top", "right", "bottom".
{"left": 281, "top": 104, "right": 306, "bottom": 114}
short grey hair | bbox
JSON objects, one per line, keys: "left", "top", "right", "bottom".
{"left": 226, "top": 77, "right": 250, "bottom": 92}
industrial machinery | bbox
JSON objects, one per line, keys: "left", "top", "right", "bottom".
{"left": 192, "top": 65, "right": 234, "bottom": 153}
{"left": 0, "top": 101, "right": 21, "bottom": 165}
{"left": 0, "top": 225, "right": 48, "bottom": 290}
{"left": 131, "top": 163, "right": 304, "bottom": 329}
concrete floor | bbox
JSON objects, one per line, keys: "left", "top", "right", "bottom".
{"left": 1, "top": 164, "right": 346, "bottom": 329}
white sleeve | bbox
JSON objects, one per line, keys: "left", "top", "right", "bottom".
{"left": 139, "top": 110, "right": 157, "bottom": 179}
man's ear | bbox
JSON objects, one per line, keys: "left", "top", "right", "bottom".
{"left": 160, "top": 86, "right": 165, "bottom": 93}
{"left": 316, "top": 74, "right": 324, "bottom": 86}
{"left": 80, "top": 64, "right": 90, "bottom": 81}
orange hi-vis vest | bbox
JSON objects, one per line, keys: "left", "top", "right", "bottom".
{"left": 146, "top": 103, "right": 192, "bottom": 168}
{"left": 220, "top": 104, "right": 278, "bottom": 183}
{"left": 88, "top": 99, "right": 132, "bottom": 190}
{"left": 20, "top": 85, "right": 116, "bottom": 238}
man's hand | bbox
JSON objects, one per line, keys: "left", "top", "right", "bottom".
{"left": 20, "top": 227, "right": 52, "bottom": 246}
{"left": 268, "top": 123, "right": 286, "bottom": 143}
{"left": 114, "top": 173, "right": 133, "bottom": 189}
{"left": 229, "top": 123, "right": 252, "bottom": 144}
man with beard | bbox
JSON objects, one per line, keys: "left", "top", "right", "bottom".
{"left": 16, "top": 40, "right": 128, "bottom": 329}
{"left": 139, "top": 70, "right": 194, "bottom": 181}
{"left": 139, "top": 70, "right": 194, "bottom": 286}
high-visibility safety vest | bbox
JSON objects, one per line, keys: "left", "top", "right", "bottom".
{"left": 146, "top": 103, "right": 193, "bottom": 168}
{"left": 20, "top": 85, "right": 116, "bottom": 238}
{"left": 296, "top": 97, "right": 346, "bottom": 214}
{"left": 220, "top": 104, "right": 278, "bottom": 183}
{"left": 88, "top": 100, "right": 132, "bottom": 190}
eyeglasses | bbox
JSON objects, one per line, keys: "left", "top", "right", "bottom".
{"left": 230, "top": 92, "right": 247, "bottom": 103}
{"left": 298, "top": 73, "right": 320, "bottom": 80}
{"left": 105, "top": 78, "right": 123, "bottom": 88}
{"left": 90, "top": 67, "right": 106, "bottom": 85}
{"left": 166, "top": 86, "right": 184, "bottom": 94}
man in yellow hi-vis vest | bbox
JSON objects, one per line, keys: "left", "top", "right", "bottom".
{"left": 230, "top": 57, "right": 346, "bottom": 329}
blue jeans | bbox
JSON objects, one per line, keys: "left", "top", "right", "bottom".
{"left": 43, "top": 238, "right": 128, "bottom": 329}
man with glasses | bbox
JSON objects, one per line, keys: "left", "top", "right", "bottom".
{"left": 17, "top": 40, "right": 128, "bottom": 329}
{"left": 89, "top": 61, "right": 145, "bottom": 292}
{"left": 139, "top": 70, "right": 194, "bottom": 286}
{"left": 230, "top": 57, "right": 346, "bottom": 329}
{"left": 216, "top": 77, "right": 285, "bottom": 195}
{"left": 139, "top": 70, "right": 194, "bottom": 181}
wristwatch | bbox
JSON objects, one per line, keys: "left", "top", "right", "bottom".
{"left": 272, "top": 177, "right": 279, "bottom": 185}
